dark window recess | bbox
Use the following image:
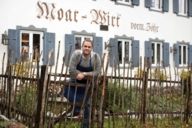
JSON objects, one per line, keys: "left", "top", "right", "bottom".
{"left": 100, "top": 25, "right": 108, "bottom": 31}
{"left": 33, "top": 34, "right": 40, "bottom": 60}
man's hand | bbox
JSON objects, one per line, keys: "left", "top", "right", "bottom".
{"left": 76, "top": 72, "right": 86, "bottom": 80}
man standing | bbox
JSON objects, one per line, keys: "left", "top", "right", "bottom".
{"left": 64, "top": 39, "right": 101, "bottom": 128}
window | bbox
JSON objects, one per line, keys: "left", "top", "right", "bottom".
{"left": 179, "top": 44, "right": 188, "bottom": 66}
{"left": 115, "top": 0, "right": 139, "bottom": 6}
{"left": 20, "top": 31, "right": 43, "bottom": 62}
{"left": 109, "top": 37, "right": 140, "bottom": 68}
{"left": 145, "top": 0, "right": 169, "bottom": 12}
{"left": 8, "top": 26, "right": 55, "bottom": 65}
{"left": 117, "top": 39, "right": 132, "bottom": 66}
{"left": 74, "top": 35, "right": 93, "bottom": 50}
{"left": 151, "top": 42, "right": 162, "bottom": 66}
{"left": 65, "top": 31, "right": 103, "bottom": 65}
{"left": 145, "top": 40, "right": 169, "bottom": 67}
{"left": 178, "top": 0, "right": 188, "bottom": 16}
{"left": 116, "top": 0, "right": 132, "bottom": 6}
{"left": 173, "top": 43, "right": 192, "bottom": 67}
{"left": 173, "top": 0, "right": 192, "bottom": 17}
{"left": 151, "top": 0, "right": 163, "bottom": 11}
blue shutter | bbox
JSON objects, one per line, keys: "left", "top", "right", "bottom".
{"left": 132, "top": 0, "right": 140, "bottom": 6}
{"left": 163, "top": 42, "right": 169, "bottom": 67}
{"left": 43, "top": 32, "right": 55, "bottom": 65}
{"left": 173, "top": 0, "right": 179, "bottom": 14}
{"left": 145, "top": 41, "right": 152, "bottom": 65}
{"left": 145, "top": 0, "right": 152, "bottom": 8}
{"left": 173, "top": 43, "right": 179, "bottom": 67}
{"left": 109, "top": 38, "right": 118, "bottom": 67}
{"left": 163, "top": 0, "right": 169, "bottom": 12}
{"left": 188, "top": 44, "right": 192, "bottom": 65}
{"left": 188, "top": 0, "right": 192, "bottom": 16}
{"left": 131, "top": 40, "right": 140, "bottom": 67}
{"left": 65, "top": 34, "right": 75, "bottom": 66}
{"left": 8, "top": 29, "right": 20, "bottom": 64}
{"left": 93, "top": 36, "right": 103, "bottom": 58}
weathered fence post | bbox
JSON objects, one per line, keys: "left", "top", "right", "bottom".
{"left": 140, "top": 70, "right": 148, "bottom": 125}
{"left": 35, "top": 65, "right": 48, "bottom": 128}
{"left": 98, "top": 77, "right": 108, "bottom": 128}
{"left": 183, "top": 74, "right": 191, "bottom": 124}
{"left": 7, "top": 65, "right": 12, "bottom": 119}
{"left": 140, "top": 58, "right": 150, "bottom": 126}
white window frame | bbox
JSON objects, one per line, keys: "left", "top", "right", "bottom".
{"left": 116, "top": 0, "right": 132, "bottom": 6}
{"left": 20, "top": 30, "right": 43, "bottom": 64}
{"left": 151, "top": 0, "right": 163, "bottom": 11}
{"left": 74, "top": 35, "right": 93, "bottom": 50}
{"left": 117, "top": 39, "right": 132, "bottom": 67}
{"left": 151, "top": 41, "right": 163, "bottom": 66}
{"left": 179, "top": 44, "right": 188, "bottom": 67}
{"left": 178, "top": 0, "right": 188, "bottom": 16}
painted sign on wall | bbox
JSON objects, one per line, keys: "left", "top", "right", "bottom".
{"left": 36, "top": 1, "right": 120, "bottom": 27}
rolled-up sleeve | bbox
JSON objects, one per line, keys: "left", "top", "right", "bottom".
{"left": 69, "top": 51, "right": 81, "bottom": 79}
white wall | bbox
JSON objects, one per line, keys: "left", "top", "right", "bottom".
{"left": 0, "top": 0, "right": 192, "bottom": 77}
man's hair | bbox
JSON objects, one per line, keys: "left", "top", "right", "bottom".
{"left": 82, "top": 38, "right": 93, "bottom": 47}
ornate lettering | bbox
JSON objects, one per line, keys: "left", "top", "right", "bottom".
{"left": 65, "top": 10, "right": 72, "bottom": 21}
{"left": 37, "top": 1, "right": 49, "bottom": 19}
{"left": 57, "top": 8, "right": 64, "bottom": 21}
{"left": 36, "top": 1, "right": 120, "bottom": 27}
{"left": 90, "top": 9, "right": 99, "bottom": 24}
{"left": 36, "top": 1, "right": 79, "bottom": 22}
{"left": 90, "top": 9, "right": 120, "bottom": 27}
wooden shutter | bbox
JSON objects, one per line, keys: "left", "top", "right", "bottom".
{"left": 43, "top": 32, "right": 55, "bottom": 65}
{"left": 8, "top": 29, "right": 20, "bottom": 64}
{"left": 163, "top": 0, "right": 169, "bottom": 12}
{"left": 131, "top": 40, "right": 140, "bottom": 67}
{"left": 109, "top": 38, "right": 118, "bottom": 67}
{"left": 64, "top": 34, "right": 75, "bottom": 66}
{"left": 145, "top": 0, "right": 152, "bottom": 8}
{"left": 188, "top": 0, "right": 192, "bottom": 16}
{"left": 132, "top": 0, "right": 140, "bottom": 6}
{"left": 188, "top": 44, "right": 192, "bottom": 65}
{"left": 173, "top": 43, "right": 179, "bottom": 67}
{"left": 163, "top": 42, "right": 169, "bottom": 67}
{"left": 145, "top": 41, "right": 152, "bottom": 66}
{"left": 173, "top": 0, "right": 179, "bottom": 14}
{"left": 93, "top": 36, "right": 103, "bottom": 58}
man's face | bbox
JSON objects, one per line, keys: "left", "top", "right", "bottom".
{"left": 82, "top": 41, "right": 92, "bottom": 56}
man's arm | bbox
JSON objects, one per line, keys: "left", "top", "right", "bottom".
{"left": 84, "top": 53, "right": 101, "bottom": 77}
{"left": 68, "top": 51, "right": 81, "bottom": 79}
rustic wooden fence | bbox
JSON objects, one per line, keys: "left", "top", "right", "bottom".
{"left": 0, "top": 50, "right": 192, "bottom": 127}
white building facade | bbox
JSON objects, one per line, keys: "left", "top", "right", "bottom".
{"left": 0, "top": 0, "right": 192, "bottom": 79}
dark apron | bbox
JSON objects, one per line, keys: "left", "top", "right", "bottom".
{"left": 64, "top": 55, "right": 93, "bottom": 102}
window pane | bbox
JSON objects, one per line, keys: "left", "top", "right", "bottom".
{"left": 179, "top": 0, "right": 188, "bottom": 14}
{"left": 151, "top": 0, "right": 161, "bottom": 9}
{"left": 124, "top": 41, "right": 129, "bottom": 63}
{"left": 152, "top": 0, "right": 155, "bottom": 7}
{"left": 157, "top": 43, "right": 160, "bottom": 64}
{"left": 152, "top": 43, "right": 155, "bottom": 64}
{"left": 33, "top": 34, "right": 40, "bottom": 60}
{"left": 183, "top": 45, "right": 187, "bottom": 64}
{"left": 118, "top": 41, "right": 122, "bottom": 64}
{"left": 158, "top": 0, "right": 161, "bottom": 8}
{"left": 179, "top": 46, "right": 181, "bottom": 64}
{"left": 21, "top": 33, "right": 29, "bottom": 61}
{"left": 184, "top": 0, "right": 187, "bottom": 14}
{"left": 75, "top": 37, "right": 81, "bottom": 49}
